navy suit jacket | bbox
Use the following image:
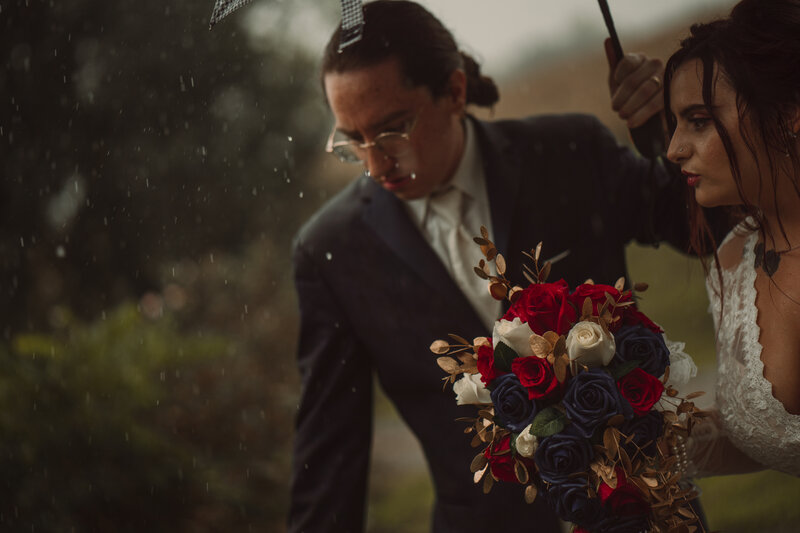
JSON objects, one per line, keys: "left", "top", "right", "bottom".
{"left": 288, "top": 114, "right": 704, "bottom": 533}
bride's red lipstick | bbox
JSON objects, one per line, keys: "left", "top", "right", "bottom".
{"left": 683, "top": 171, "right": 700, "bottom": 187}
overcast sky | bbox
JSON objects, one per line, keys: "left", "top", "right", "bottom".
{"left": 417, "top": 0, "right": 736, "bottom": 72}
{"left": 245, "top": 0, "right": 737, "bottom": 74}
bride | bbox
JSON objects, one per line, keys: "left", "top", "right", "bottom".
{"left": 664, "top": 0, "right": 800, "bottom": 476}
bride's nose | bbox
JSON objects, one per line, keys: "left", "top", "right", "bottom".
{"left": 666, "top": 135, "right": 690, "bottom": 164}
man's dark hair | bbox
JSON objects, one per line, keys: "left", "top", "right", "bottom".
{"left": 321, "top": 0, "right": 498, "bottom": 107}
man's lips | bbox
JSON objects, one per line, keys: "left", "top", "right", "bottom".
{"left": 379, "top": 174, "right": 412, "bottom": 190}
{"left": 683, "top": 170, "right": 700, "bottom": 187}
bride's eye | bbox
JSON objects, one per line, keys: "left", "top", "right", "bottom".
{"left": 689, "top": 116, "right": 710, "bottom": 130}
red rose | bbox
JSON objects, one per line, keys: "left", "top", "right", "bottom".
{"left": 622, "top": 308, "right": 663, "bottom": 334}
{"left": 616, "top": 368, "right": 664, "bottom": 416}
{"left": 598, "top": 468, "right": 649, "bottom": 516}
{"left": 476, "top": 344, "right": 504, "bottom": 386}
{"left": 511, "top": 356, "right": 561, "bottom": 400}
{"left": 484, "top": 434, "right": 533, "bottom": 484}
{"left": 503, "top": 279, "right": 576, "bottom": 335}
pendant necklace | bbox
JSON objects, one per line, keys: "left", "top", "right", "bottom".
{"left": 754, "top": 241, "right": 800, "bottom": 277}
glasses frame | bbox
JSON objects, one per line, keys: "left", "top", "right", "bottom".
{"left": 325, "top": 114, "right": 419, "bottom": 164}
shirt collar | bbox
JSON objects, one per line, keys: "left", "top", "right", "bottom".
{"left": 405, "top": 118, "right": 483, "bottom": 224}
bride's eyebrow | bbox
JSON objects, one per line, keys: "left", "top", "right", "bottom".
{"left": 676, "top": 104, "right": 713, "bottom": 118}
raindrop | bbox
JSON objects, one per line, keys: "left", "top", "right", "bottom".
{"left": 325, "top": 252, "right": 333, "bottom": 261}
{"left": 410, "top": 172, "right": 417, "bottom": 180}
{"left": 209, "top": 253, "right": 214, "bottom": 264}
{"left": 298, "top": 191, "right": 304, "bottom": 198}
{"left": 55, "top": 245, "right": 66, "bottom": 258}
{"left": 19, "top": 237, "right": 24, "bottom": 248}
{"left": 287, "top": 136, "right": 293, "bottom": 142}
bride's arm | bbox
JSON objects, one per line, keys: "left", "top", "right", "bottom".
{"left": 685, "top": 409, "right": 764, "bottom": 477}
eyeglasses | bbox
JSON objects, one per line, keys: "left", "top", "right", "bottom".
{"left": 325, "top": 115, "right": 419, "bottom": 164}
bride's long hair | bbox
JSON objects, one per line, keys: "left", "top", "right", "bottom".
{"left": 663, "top": 0, "right": 800, "bottom": 275}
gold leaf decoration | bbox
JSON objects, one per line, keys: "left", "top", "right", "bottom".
{"left": 489, "top": 282, "right": 508, "bottom": 300}
{"left": 529, "top": 334, "right": 551, "bottom": 358}
{"left": 436, "top": 357, "right": 460, "bottom": 374}
{"left": 430, "top": 339, "right": 450, "bottom": 354}
{"left": 524, "top": 484, "right": 538, "bottom": 504}
{"left": 495, "top": 253, "right": 507, "bottom": 275}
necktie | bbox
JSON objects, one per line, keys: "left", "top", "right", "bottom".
{"left": 427, "top": 186, "right": 501, "bottom": 330}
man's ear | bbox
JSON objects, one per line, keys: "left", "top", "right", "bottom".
{"left": 447, "top": 68, "right": 467, "bottom": 113}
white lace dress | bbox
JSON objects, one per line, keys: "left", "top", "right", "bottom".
{"left": 704, "top": 225, "right": 800, "bottom": 477}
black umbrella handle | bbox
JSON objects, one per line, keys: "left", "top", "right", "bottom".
{"left": 598, "top": 0, "right": 665, "bottom": 159}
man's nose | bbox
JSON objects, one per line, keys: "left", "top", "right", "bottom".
{"left": 364, "top": 147, "right": 395, "bottom": 180}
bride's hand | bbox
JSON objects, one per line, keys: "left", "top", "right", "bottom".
{"left": 604, "top": 38, "right": 664, "bottom": 129}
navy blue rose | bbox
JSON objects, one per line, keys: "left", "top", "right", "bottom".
{"left": 563, "top": 368, "right": 633, "bottom": 439}
{"left": 534, "top": 426, "right": 594, "bottom": 483}
{"left": 490, "top": 373, "right": 538, "bottom": 433}
{"left": 619, "top": 410, "right": 664, "bottom": 458}
{"left": 545, "top": 477, "right": 607, "bottom": 529}
{"left": 611, "top": 324, "right": 670, "bottom": 378}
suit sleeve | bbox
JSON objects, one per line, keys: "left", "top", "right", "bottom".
{"left": 586, "top": 117, "right": 696, "bottom": 251}
{"left": 287, "top": 236, "right": 373, "bottom": 533}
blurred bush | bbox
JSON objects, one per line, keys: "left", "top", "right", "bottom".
{"left": 0, "top": 0, "right": 342, "bottom": 530}
{"left": 0, "top": 0, "right": 332, "bottom": 335}
{"left": 0, "top": 297, "right": 299, "bottom": 532}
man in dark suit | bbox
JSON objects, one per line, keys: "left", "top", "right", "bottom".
{"left": 288, "top": 1, "right": 682, "bottom": 531}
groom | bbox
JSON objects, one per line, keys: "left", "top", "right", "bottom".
{"left": 288, "top": 1, "right": 699, "bottom": 531}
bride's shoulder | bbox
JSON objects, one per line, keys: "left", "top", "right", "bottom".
{"left": 716, "top": 222, "right": 755, "bottom": 271}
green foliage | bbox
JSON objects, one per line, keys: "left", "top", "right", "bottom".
{"left": 0, "top": 0, "right": 331, "bottom": 332}
{"left": 530, "top": 405, "right": 567, "bottom": 437}
{"left": 0, "top": 304, "right": 238, "bottom": 531}
{"left": 493, "top": 341, "right": 517, "bottom": 372}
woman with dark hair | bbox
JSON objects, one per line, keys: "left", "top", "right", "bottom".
{"left": 665, "top": 0, "right": 800, "bottom": 476}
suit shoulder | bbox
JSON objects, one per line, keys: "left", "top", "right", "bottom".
{"left": 293, "top": 176, "right": 369, "bottom": 254}
{"left": 492, "top": 113, "right": 608, "bottom": 139}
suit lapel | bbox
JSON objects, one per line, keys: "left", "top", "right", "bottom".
{"left": 360, "top": 118, "right": 522, "bottom": 329}
{"left": 361, "top": 180, "right": 464, "bottom": 299}
{"left": 471, "top": 118, "right": 521, "bottom": 259}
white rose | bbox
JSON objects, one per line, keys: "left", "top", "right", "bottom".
{"left": 453, "top": 373, "right": 492, "bottom": 405}
{"left": 492, "top": 317, "right": 535, "bottom": 358}
{"left": 565, "top": 321, "right": 616, "bottom": 367}
{"left": 515, "top": 425, "right": 538, "bottom": 458}
{"left": 663, "top": 335, "right": 697, "bottom": 386}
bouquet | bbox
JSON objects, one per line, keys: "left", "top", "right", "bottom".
{"left": 432, "top": 229, "right": 707, "bottom": 533}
